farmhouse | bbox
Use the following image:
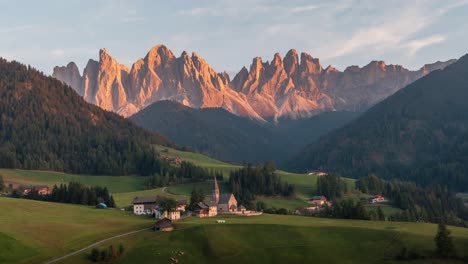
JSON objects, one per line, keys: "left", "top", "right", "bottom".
{"left": 194, "top": 202, "right": 218, "bottom": 218}
{"left": 161, "top": 155, "right": 182, "bottom": 165}
{"left": 154, "top": 218, "right": 173, "bottom": 232}
{"left": 164, "top": 210, "right": 181, "bottom": 221}
{"left": 24, "top": 185, "right": 51, "bottom": 195}
{"left": 308, "top": 196, "right": 328, "bottom": 205}
{"left": 307, "top": 170, "right": 328, "bottom": 176}
{"left": 369, "top": 195, "right": 385, "bottom": 204}
{"left": 133, "top": 196, "right": 159, "bottom": 215}
{"left": 177, "top": 200, "right": 187, "bottom": 212}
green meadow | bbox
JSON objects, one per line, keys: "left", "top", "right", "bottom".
{"left": 57, "top": 214, "right": 468, "bottom": 264}
{"left": 0, "top": 198, "right": 152, "bottom": 264}
{"left": 0, "top": 169, "right": 147, "bottom": 193}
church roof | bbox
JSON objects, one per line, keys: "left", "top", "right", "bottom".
{"left": 219, "top": 193, "right": 235, "bottom": 204}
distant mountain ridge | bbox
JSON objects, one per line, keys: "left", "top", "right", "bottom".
{"left": 288, "top": 53, "right": 468, "bottom": 191}
{"left": 130, "top": 100, "right": 360, "bottom": 164}
{"left": 53, "top": 44, "right": 455, "bottom": 119}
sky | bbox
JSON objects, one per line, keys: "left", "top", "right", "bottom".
{"left": 1, "top": 0, "right": 468, "bottom": 75}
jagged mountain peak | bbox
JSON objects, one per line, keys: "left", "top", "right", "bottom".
{"left": 53, "top": 45, "right": 456, "bottom": 119}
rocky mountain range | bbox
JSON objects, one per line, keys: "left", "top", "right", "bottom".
{"left": 53, "top": 45, "right": 455, "bottom": 119}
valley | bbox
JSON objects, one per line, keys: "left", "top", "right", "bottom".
{"left": 1, "top": 4, "right": 468, "bottom": 263}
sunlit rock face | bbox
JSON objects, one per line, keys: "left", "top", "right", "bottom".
{"left": 53, "top": 45, "right": 455, "bottom": 119}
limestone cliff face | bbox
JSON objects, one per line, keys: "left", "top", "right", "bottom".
{"left": 53, "top": 62, "right": 83, "bottom": 95}
{"left": 53, "top": 45, "right": 455, "bottom": 119}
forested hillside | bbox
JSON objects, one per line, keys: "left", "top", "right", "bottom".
{"left": 289, "top": 54, "right": 468, "bottom": 191}
{"left": 0, "top": 58, "right": 170, "bottom": 175}
{"left": 131, "top": 100, "right": 359, "bottom": 164}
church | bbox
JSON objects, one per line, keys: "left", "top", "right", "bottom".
{"left": 212, "top": 177, "right": 238, "bottom": 212}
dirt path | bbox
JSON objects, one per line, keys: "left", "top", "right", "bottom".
{"left": 44, "top": 227, "right": 151, "bottom": 264}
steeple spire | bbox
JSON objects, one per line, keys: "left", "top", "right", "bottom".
{"left": 213, "top": 176, "right": 220, "bottom": 203}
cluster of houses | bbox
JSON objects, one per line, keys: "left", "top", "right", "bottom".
{"left": 160, "top": 156, "right": 182, "bottom": 165}
{"left": 3, "top": 181, "right": 52, "bottom": 195}
{"left": 23, "top": 185, "right": 51, "bottom": 195}
{"left": 307, "top": 170, "right": 328, "bottom": 176}
{"left": 369, "top": 195, "right": 385, "bottom": 204}
{"left": 133, "top": 177, "right": 259, "bottom": 231}
{"left": 132, "top": 196, "right": 187, "bottom": 220}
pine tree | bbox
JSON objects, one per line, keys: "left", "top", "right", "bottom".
{"left": 434, "top": 222, "right": 456, "bottom": 258}
{"left": 377, "top": 206, "right": 385, "bottom": 221}
{"left": 0, "top": 174, "right": 4, "bottom": 191}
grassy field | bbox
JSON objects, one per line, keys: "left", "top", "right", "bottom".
{"left": 155, "top": 145, "right": 240, "bottom": 175}
{"left": 58, "top": 214, "right": 468, "bottom": 264}
{"left": 0, "top": 197, "right": 153, "bottom": 264}
{"left": 0, "top": 146, "right": 356, "bottom": 211}
{"left": 155, "top": 145, "right": 358, "bottom": 210}
{"left": 0, "top": 169, "right": 148, "bottom": 193}
{"left": 365, "top": 203, "right": 404, "bottom": 216}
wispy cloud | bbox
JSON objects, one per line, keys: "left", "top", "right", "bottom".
{"left": 319, "top": 1, "right": 464, "bottom": 60}
{"left": 403, "top": 35, "right": 446, "bottom": 55}
{"left": 177, "top": 7, "right": 222, "bottom": 17}
{"left": 288, "top": 5, "right": 319, "bottom": 14}
{"left": 0, "top": 25, "right": 33, "bottom": 33}
{"left": 50, "top": 49, "right": 65, "bottom": 58}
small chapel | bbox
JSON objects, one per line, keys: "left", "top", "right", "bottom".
{"left": 212, "top": 177, "right": 238, "bottom": 212}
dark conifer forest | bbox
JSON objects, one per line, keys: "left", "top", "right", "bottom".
{"left": 289, "top": 54, "right": 468, "bottom": 192}
{"left": 0, "top": 58, "right": 171, "bottom": 176}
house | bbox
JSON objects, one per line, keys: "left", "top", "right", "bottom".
{"left": 164, "top": 210, "right": 181, "bottom": 221}
{"left": 161, "top": 156, "right": 182, "bottom": 165}
{"left": 308, "top": 196, "right": 328, "bottom": 205}
{"left": 132, "top": 196, "right": 159, "bottom": 215}
{"left": 176, "top": 200, "right": 187, "bottom": 212}
{"left": 369, "top": 195, "right": 385, "bottom": 204}
{"left": 24, "top": 185, "right": 51, "bottom": 195}
{"left": 154, "top": 218, "right": 173, "bottom": 232}
{"left": 194, "top": 202, "right": 218, "bottom": 218}
{"left": 307, "top": 170, "right": 328, "bottom": 176}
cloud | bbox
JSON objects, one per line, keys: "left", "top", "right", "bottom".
{"left": 403, "top": 35, "right": 446, "bottom": 55}
{"left": 177, "top": 7, "right": 222, "bottom": 17}
{"left": 288, "top": 5, "right": 319, "bottom": 14}
{"left": 0, "top": 25, "right": 33, "bottom": 33}
{"left": 50, "top": 49, "right": 65, "bottom": 58}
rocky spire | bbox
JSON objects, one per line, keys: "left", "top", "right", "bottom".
{"left": 53, "top": 44, "right": 456, "bottom": 120}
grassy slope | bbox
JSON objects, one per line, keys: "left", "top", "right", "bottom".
{"left": 0, "top": 169, "right": 148, "bottom": 193}
{"left": 60, "top": 214, "right": 468, "bottom": 264}
{"left": 157, "top": 145, "right": 357, "bottom": 210}
{"left": 0, "top": 198, "right": 152, "bottom": 264}
{"left": 0, "top": 147, "right": 392, "bottom": 212}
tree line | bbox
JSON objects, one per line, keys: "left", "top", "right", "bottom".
{"left": 145, "top": 162, "right": 223, "bottom": 189}
{"left": 228, "top": 162, "right": 295, "bottom": 207}
{"left": 356, "top": 175, "right": 468, "bottom": 226}
{"left": 9, "top": 181, "right": 116, "bottom": 207}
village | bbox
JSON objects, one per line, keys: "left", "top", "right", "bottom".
{"left": 133, "top": 177, "right": 262, "bottom": 231}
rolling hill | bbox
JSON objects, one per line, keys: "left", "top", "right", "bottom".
{"left": 131, "top": 101, "right": 359, "bottom": 164}
{"left": 0, "top": 58, "right": 170, "bottom": 176}
{"left": 288, "top": 53, "right": 468, "bottom": 191}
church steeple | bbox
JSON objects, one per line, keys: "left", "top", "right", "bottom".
{"left": 213, "top": 176, "right": 220, "bottom": 203}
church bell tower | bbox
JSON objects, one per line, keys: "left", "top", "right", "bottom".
{"left": 213, "top": 176, "right": 220, "bottom": 203}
